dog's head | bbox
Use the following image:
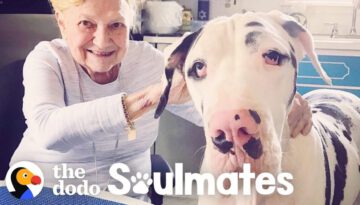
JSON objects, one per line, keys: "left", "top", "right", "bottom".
{"left": 155, "top": 11, "right": 331, "bottom": 176}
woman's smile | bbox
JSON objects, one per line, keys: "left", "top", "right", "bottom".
{"left": 87, "top": 49, "right": 116, "bottom": 57}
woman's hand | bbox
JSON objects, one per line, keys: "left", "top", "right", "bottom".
{"left": 287, "top": 93, "right": 313, "bottom": 137}
{"left": 125, "top": 83, "right": 162, "bottom": 121}
{"left": 124, "top": 70, "right": 190, "bottom": 121}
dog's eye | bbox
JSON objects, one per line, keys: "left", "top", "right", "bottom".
{"left": 188, "top": 60, "right": 207, "bottom": 79}
{"left": 262, "top": 50, "right": 288, "bottom": 66}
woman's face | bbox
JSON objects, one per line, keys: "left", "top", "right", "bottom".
{"left": 56, "top": 0, "right": 130, "bottom": 73}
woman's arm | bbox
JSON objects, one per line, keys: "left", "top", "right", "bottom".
{"left": 23, "top": 46, "right": 160, "bottom": 152}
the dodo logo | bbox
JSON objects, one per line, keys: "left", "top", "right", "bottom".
{"left": 5, "top": 161, "right": 44, "bottom": 200}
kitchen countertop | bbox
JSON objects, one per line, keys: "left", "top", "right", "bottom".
{"left": 143, "top": 35, "right": 181, "bottom": 44}
{"left": 313, "top": 35, "right": 360, "bottom": 52}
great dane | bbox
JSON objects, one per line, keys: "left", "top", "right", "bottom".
{"left": 154, "top": 11, "right": 360, "bottom": 205}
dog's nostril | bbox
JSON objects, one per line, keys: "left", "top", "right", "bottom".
{"left": 215, "top": 131, "right": 226, "bottom": 141}
{"left": 239, "top": 127, "right": 249, "bottom": 135}
{"left": 212, "top": 131, "right": 234, "bottom": 154}
{"left": 234, "top": 114, "right": 240, "bottom": 121}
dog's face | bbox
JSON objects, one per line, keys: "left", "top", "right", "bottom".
{"left": 155, "top": 11, "right": 330, "bottom": 176}
{"left": 184, "top": 12, "right": 298, "bottom": 176}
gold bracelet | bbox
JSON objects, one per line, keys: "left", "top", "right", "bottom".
{"left": 121, "top": 93, "right": 136, "bottom": 141}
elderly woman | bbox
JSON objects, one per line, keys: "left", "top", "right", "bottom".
{"left": 10, "top": 0, "right": 312, "bottom": 201}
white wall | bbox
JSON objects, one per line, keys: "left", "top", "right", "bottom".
{"left": 176, "top": 0, "right": 359, "bottom": 36}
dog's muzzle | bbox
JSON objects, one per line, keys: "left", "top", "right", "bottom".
{"left": 209, "top": 108, "right": 263, "bottom": 159}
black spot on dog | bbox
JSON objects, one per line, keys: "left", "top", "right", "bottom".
{"left": 306, "top": 93, "right": 351, "bottom": 104}
{"left": 154, "top": 29, "right": 203, "bottom": 119}
{"left": 342, "top": 130, "right": 352, "bottom": 142}
{"left": 290, "top": 52, "right": 297, "bottom": 69}
{"left": 289, "top": 42, "right": 295, "bottom": 52}
{"left": 330, "top": 129, "right": 348, "bottom": 205}
{"left": 170, "top": 28, "right": 203, "bottom": 61}
{"left": 317, "top": 121, "right": 329, "bottom": 147}
{"left": 235, "top": 114, "right": 240, "bottom": 121}
{"left": 317, "top": 120, "right": 348, "bottom": 205}
{"left": 312, "top": 110, "right": 318, "bottom": 114}
{"left": 245, "top": 21, "right": 263, "bottom": 27}
{"left": 245, "top": 31, "right": 262, "bottom": 47}
{"left": 314, "top": 103, "right": 353, "bottom": 136}
{"left": 154, "top": 69, "right": 175, "bottom": 119}
{"left": 292, "top": 70, "right": 297, "bottom": 95}
{"left": 287, "top": 69, "right": 297, "bottom": 107}
{"left": 212, "top": 132, "right": 234, "bottom": 154}
{"left": 355, "top": 106, "right": 360, "bottom": 115}
{"left": 243, "top": 137, "right": 263, "bottom": 159}
{"left": 313, "top": 123, "right": 320, "bottom": 135}
{"left": 320, "top": 135, "right": 331, "bottom": 205}
{"left": 249, "top": 109, "right": 261, "bottom": 124}
{"left": 282, "top": 21, "right": 305, "bottom": 38}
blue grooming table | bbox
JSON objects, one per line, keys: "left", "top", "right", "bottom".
{"left": 0, "top": 186, "right": 126, "bottom": 205}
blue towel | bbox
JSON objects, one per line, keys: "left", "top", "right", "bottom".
{"left": 0, "top": 186, "right": 125, "bottom": 205}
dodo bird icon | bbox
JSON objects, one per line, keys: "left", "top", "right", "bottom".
{"left": 10, "top": 167, "right": 42, "bottom": 199}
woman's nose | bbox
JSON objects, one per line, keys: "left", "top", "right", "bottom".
{"left": 93, "top": 26, "right": 111, "bottom": 47}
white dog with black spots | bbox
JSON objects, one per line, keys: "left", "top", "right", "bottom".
{"left": 155, "top": 11, "right": 360, "bottom": 205}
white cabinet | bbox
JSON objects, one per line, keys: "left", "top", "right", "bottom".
{"left": 143, "top": 35, "right": 180, "bottom": 51}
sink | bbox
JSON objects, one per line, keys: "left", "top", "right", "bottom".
{"left": 313, "top": 35, "right": 360, "bottom": 51}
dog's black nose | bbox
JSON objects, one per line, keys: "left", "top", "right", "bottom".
{"left": 211, "top": 132, "right": 234, "bottom": 154}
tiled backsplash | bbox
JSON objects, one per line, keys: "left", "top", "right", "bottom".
{"left": 176, "top": 0, "right": 359, "bottom": 36}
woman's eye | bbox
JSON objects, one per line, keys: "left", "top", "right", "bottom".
{"left": 188, "top": 60, "right": 207, "bottom": 79}
{"left": 262, "top": 50, "right": 288, "bottom": 66}
{"left": 78, "top": 20, "right": 96, "bottom": 30}
{"left": 109, "top": 22, "right": 125, "bottom": 30}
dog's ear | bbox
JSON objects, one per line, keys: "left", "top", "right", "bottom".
{"left": 269, "top": 11, "right": 332, "bottom": 85}
{"left": 154, "top": 29, "right": 203, "bottom": 119}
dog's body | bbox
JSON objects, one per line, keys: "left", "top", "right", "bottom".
{"left": 284, "top": 89, "right": 360, "bottom": 205}
{"left": 198, "top": 89, "right": 360, "bottom": 205}
{"left": 155, "top": 11, "right": 360, "bottom": 204}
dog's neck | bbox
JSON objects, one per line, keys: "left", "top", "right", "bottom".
{"left": 280, "top": 119, "right": 292, "bottom": 153}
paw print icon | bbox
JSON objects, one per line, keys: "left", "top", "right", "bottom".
{"left": 131, "top": 172, "right": 153, "bottom": 194}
